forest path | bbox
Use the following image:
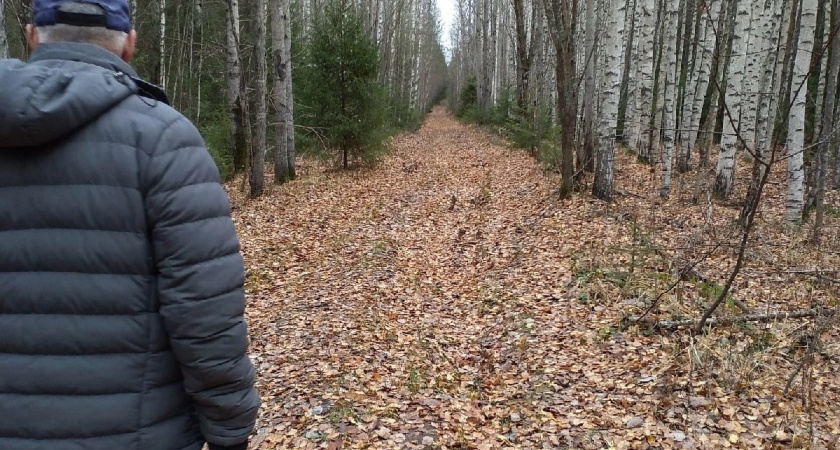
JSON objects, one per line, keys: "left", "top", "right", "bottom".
{"left": 235, "top": 106, "right": 671, "bottom": 449}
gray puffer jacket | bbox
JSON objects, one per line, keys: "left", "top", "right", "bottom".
{"left": 0, "top": 43, "right": 259, "bottom": 450}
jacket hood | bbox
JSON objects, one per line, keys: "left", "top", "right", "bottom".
{"left": 0, "top": 57, "right": 138, "bottom": 148}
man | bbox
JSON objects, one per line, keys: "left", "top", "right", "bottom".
{"left": 0, "top": 1, "right": 260, "bottom": 449}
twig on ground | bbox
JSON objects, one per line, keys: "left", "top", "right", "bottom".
{"left": 628, "top": 308, "right": 837, "bottom": 331}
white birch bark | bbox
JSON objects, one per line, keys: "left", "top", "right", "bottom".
{"left": 626, "top": 0, "right": 644, "bottom": 146}
{"left": 714, "top": 0, "right": 749, "bottom": 198}
{"left": 814, "top": 1, "right": 830, "bottom": 124}
{"left": 754, "top": 0, "right": 785, "bottom": 160}
{"left": 786, "top": 0, "right": 818, "bottom": 224}
{"left": 582, "top": 0, "right": 598, "bottom": 169}
{"left": 740, "top": 4, "right": 758, "bottom": 151}
{"left": 634, "top": 0, "right": 656, "bottom": 161}
{"left": 650, "top": 0, "right": 666, "bottom": 165}
{"left": 678, "top": 0, "right": 701, "bottom": 169}
{"left": 621, "top": 0, "right": 637, "bottom": 144}
{"left": 159, "top": 0, "right": 167, "bottom": 90}
{"left": 660, "top": 0, "right": 680, "bottom": 197}
{"left": 685, "top": 0, "right": 720, "bottom": 157}
{"left": 593, "top": 0, "right": 625, "bottom": 200}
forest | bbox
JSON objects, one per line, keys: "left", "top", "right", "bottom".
{"left": 2, "top": 0, "right": 840, "bottom": 447}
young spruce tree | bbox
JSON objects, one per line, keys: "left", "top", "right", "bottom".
{"left": 300, "top": 0, "right": 387, "bottom": 169}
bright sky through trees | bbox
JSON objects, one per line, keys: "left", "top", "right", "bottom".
{"left": 436, "top": 0, "right": 455, "bottom": 58}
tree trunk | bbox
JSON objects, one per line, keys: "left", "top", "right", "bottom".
{"left": 649, "top": 0, "right": 666, "bottom": 166}
{"left": 284, "top": 0, "right": 296, "bottom": 180}
{"left": 581, "top": 0, "right": 597, "bottom": 174}
{"left": 786, "top": 0, "right": 818, "bottom": 224}
{"left": 635, "top": 0, "right": 657, "bottom": 162}
{"left": 813, "top": 0, "right": 840, "bottom": 242}
{"left": 676, "top": 0, "right": 698, "bottom": 172}
{"left": 805, "top": 0, "right": 827, "bottom": 145}
{"left": 625, "top": 0, "right": 643, "bottom": 147}
{"left": 594, "top": 0, "right": 625, "bottom": 200}
{"left": 250, "top": 0, "right": 268, "bottom": 198}
{"left": 686, "top": 0, "right": 720, "bottom": 165}
{"left": 477, "top": 0, "right": 493, "bottom": 115}
{"left": 542, "top": 0, "right": 578, "bottom": 197}
{"left": 660, "top": 0, "right": 680, "bottom": 198}
{"left": 741, "top": 0, "right": 786, "bottom": 224}
{"left": 513, "top": 0, "right": 530, "bottom": 113}
{"left": 0, "top": 0, "right": 9, "bottom": 60}
{"left": 226, "top": 0, "right": 247, "bottom": 173}
{"left": 695, "top": 0, "right": 734, "bottom": 170}
{"left": 271, "top": 0, "right": 290, "bottom": 183}
{"left": 715, "top": 0, "right": 751, "bottom": 199}
{"left": 159, "top": 0, "right": 167, "bottom": 90}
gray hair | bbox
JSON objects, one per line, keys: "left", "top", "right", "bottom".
{"left": 37, "top": 3, "right": 128, "bottom": 54}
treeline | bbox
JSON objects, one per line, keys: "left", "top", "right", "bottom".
{"left": 450, "top": 0, "right": 840, "bottom": 239}
{"left": 0, "top": 0, "right": 448, "bottom": 197}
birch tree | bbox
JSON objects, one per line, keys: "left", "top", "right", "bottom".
{"left": 684, "top": 0, "right": 720, "bottom": 167}
{"left": 786, "top": 0, "right": 818, "bottom": 224}
{"left": 633, "top": 0, "right": 657, "bottom": 162}
{"left": 741, "top": 0, "right": 786, "bottom": 223}
{"left": 714, "top": 0, "right": 752, "bottom": 199}
{"left": 159, "top": 0, "right": 166, "bottom": 90}
{"left": 676, "top": 0, "right": 701, "bottom": 172}
{"left": 659, "top": 0, "right": 680, "bottom": 198}
{"left": 593, "top": 0, "right": 625, "bottom": 200}
{"left": 581, "top": 0, "right": 598, "bottom": 174}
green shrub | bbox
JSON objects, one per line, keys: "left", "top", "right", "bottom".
{"left": 295, "top": 0, "right": 391, "bottom": 169}
{"left": 198, "top": 112, "right": 234, "bottom": 180}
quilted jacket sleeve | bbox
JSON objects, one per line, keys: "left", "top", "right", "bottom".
{"left": 143, "top": 115, "right": 260, "bottom": 447}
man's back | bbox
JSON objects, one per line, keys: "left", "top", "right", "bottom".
{"left": 0, "top": 41, "right": 258, "bottom": 450}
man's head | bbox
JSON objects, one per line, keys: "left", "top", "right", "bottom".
{"left": 26, "top": 0, "right": 136, "bottom": 62}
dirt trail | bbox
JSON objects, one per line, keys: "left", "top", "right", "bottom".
{"left": 233, "top": 107, "right": 838, "bottom": 449}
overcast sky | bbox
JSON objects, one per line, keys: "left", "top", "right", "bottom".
{"left": 436, "top": 0, "right": 455, "bottom": 58}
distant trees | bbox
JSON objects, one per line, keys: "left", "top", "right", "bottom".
{"left": 0, "top": 0, "right": 446, "bottom": 197}
{"left": 449, "top": 0, "right": 840, "bottom": 235}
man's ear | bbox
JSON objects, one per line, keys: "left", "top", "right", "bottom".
{"left": 25, "top": 24, "right": 39, "bottom": 51}
{"left": 121, "top": 29, "right": 136, "bottom": 63}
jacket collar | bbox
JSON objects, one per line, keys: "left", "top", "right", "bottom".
{"left": 29, "top": 42, "right": 170, "bottom": 105}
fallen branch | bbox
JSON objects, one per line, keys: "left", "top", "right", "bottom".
{"left": 627, "top": 308, "right": 837, "bottom": 331}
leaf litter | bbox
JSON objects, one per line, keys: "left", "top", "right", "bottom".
{"left": 229, "top": 107, "right": 840, "bottom": 449}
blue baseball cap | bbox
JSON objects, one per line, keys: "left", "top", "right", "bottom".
{"left": 33, "top": 0, "right": 131, "bottom": 33}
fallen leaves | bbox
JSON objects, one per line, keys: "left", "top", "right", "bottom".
{"left": 229, "top": 107, "right": 840, "bottom": 449}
